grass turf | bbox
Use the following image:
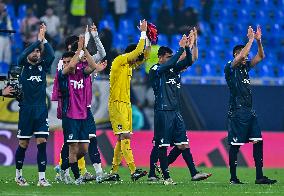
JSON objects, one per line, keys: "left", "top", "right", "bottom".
{"left": 0, "top": 166, "right": 283, "bottom": 196}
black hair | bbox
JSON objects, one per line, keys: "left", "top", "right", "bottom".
{"left": 65, "top": 35, "right": 79, "bottom": 51}
{"left": 62, "top": 51, "right": 75, "bottom": 59}
{"left": 233, "top": 45, "right": 245, "bottom": 57}
{"left": 158, "top": 46, "right": 173, "bottom": 57}
{"left": 124, "top": 43, "right": 144, "bottom": 61}
{"left": 124, "top": 44, "right": 137, "bottom": 53}
{"left": 25, "top": 42, "right": 43, "bottom": 52}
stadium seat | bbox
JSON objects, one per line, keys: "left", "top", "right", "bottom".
{"left": 6, "top": 4, "right": 15, "bottom": 20}
{"left": 119, "top": 18, "right": 135, "bottom": 36}
{"left": 157, "top": 34, "right": 169, "bottom": 46}
{"left": 171, "top": 34, "right": 182, "bottom": 51}
{"left": 18, "top": 4, "right": 27, "bottom": 19}
{"left": 113, "top": 33, "right": 129, "bottom": 50}
{"left": 203, "top": 63, "right": 217, "bottom": 76}
{"left": 0, "top": 62, "right": 9, "bottom": 74}
{"left": 99, "top": 18, "right": 116, "bottom": 32}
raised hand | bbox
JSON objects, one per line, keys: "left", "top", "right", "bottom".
{"left": 38, "top": 23, "right": 45, "bottom": 42}
{"left": 193, "top": 27, "right": 197, "bottom": 43}
{"left": 187, "top": 30, "right": 194, "bottom": 47}
{"left": 139, "top": 19, "right": 147, "bottom": 32}
{"left": 96, "top": 60, "right": 107, "bottom": 72}
{"left": 90, "top": 23, "right": 97, "bottom": 32}
{"left": 78, "top": 35, "right": 85, "bottom": 51}
{"left": 247, "top": 26, "right": 254, "bottom": 41}
{"left": 254, "top": 25, "right": 262, "bottom": 41}
{"left": 85, "top": 25, "right": 89, "bottom": 33}
{"left": 179, "top": 35, "right": 187, "bottom": 48}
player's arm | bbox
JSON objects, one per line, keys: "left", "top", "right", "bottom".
{"left": 132, "top": 44, "right": 151, "bottom": 69}
{"left": 174, "top": 46, "right": 193, "bottom": 72}
{"left": 62, "top": 36, "right": 84, "bottom": 75}
{"left": 84, "top": 47, "right": 107, "bottom": 74}
{"left": 17, "top": 40, "right": 41, "bottom": 65}
{"left": 41, "top": 42, "right": 55, "bottom": 71}
{"left": 232, "top": 26, "right": 255, "bottom": 68}
{"left": 191, "top": 27, "right": 198, "bottom": 62}
{"left": 90, "top": 23, "right": 106, "bottom": 62}
{"left": 157, "top": 36, "right": 187, "bottom": 73}
{"left": 125, "top": 20, "right": 148, "bottom": 64}
{"left": 251, "top": 26, "right": 265, "bottom": 67}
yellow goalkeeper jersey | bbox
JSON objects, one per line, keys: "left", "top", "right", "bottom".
{"left": 109, "top": 38, "right": 147, "bottom": 104}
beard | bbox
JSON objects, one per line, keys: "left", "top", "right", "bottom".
{"left": 28, "top": 56, "right": 39, "bottom": 63}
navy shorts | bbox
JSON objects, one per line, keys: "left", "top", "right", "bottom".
{"left": 87, "top": 108, "right": 96, "bottom": 138}
{"left": 154, "top": 110, "right": 189, "bottom": 147}
{"left": 227, "top": 108, "right": 262, "bottom": 146}
{"left": 62, "top": 116, "right": 90, "bottom": 143}
{"left": 18, "top": 105, "right": 49, "bottom": 139}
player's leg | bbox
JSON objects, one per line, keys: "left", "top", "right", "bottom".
{"left": 249, "top": 113, "right": 277, "bottom": 184}
{"left": 120, "top": 133, "right": 136, "bottom": 174}
{"left": 109, "top": 102, "right": 123, "bottom": 176}
{"left": 15, "top": 106, "right": 33, "bottom": 186}
{"left": 69, "top": 142, "right": 80, "bottom": 180}
{"left": 227, "top": 113, "right": 247, "bottom": 184}
{"left": 168, "top": 146, "right": 182, "bottom": 165}
{"left": 174, "top": 112, "right": 211, "bottom": 181}
{"left": 15, "top": 139, "right": 29, "bottom": 186}
{"left": 35, "top": 136, "right": 51, "bottom": 186}
{"left": 34, "top": 107, "right": 51, "bottom": 186}
{"left": 148, "top": 141, "right": 160, "bottom": 181}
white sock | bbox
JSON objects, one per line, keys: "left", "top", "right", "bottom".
{"left": 39, "top": 172, "right": 45, "bottom": 180}
{"left": 93, "top": 163, "right": 103, "bottom": 174}
{"left": 16, "top": 169, "right": 22, "bottom": 178}
{"left": 65, "top": 168, "right": 70, "bottom": 177}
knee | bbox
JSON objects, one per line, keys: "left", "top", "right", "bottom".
{"left": 19, "top": 140, "right": 29, "bottom": 148}
{"left": 120, "top": 133, "right": 131, "bottom": 140}
{"left": 36, "top": 138, "right": 47, "bottom": 145}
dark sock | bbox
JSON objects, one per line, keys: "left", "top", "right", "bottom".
{"left": 70, "top": 162, "right": 80, "bottom": 179}
{"left": 61, "top": 143, "right": 70, "bottom": 170}
{"left": 182, "top": 148, "right": 198, "bottom": 177}
{"left": 88, "top": 137, "right": 101, "bottom": 164}
{"left": 168, "top": 146, "right": 182, "bottom": 165}
{"left": 37, "top": 142, "right": 47, "bottom": 172}
{"left": 15, "top": 146, "right": 27, "bottom": 170}
{"left": 158, "top": 147, "right": 170, "bottom": 179}
{"left": 253, "top": 141, "right": 264, "bottom": 179}
{"left": 229, "top": 145, "right": 240, "bottom": 180}
{"left": 149, "top": 145, "right": 159, "bottom": 177}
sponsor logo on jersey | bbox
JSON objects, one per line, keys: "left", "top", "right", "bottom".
{"left": 27, "top": 76, "right": 42, "bottom": 82}
{"left": 70, "top": 79, "right": 84, "bottom": 89}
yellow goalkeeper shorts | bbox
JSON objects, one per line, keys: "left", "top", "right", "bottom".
{"left": 109, "top": 101, "right": 132, "bottom": 135}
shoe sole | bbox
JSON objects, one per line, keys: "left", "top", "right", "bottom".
{"left": 191, "top": 173, "right": 212, "bottom": 181}
{"left": 132, "top": 171, "right": 148, "bottom": 181}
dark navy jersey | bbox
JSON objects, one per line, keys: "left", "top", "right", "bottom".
{"left": 18, "top": 41, "right": 55, "bottom": 107}
{"left": 149, "top": 47, "right": 192, "bottom": 111}
{"left": 58, "top": 70, "right": 69, "bottom": 117}
{"left": 224, "top": 60, "right": 252, "bottom": 110}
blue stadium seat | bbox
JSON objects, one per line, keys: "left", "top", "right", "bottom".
{"left": 113, "top": 33, "right": 128, "bottom": 50}
{"left": 6, "top": 4, "right": 15, "bottom": 20}
{"left": 171, "top": 34, "right": 182, "bottom": 51}
{"left": 202, "top": 63, "right": 217, "bottom": 76}
{"left": 119, "top": 18, "right": 135, "bottom": 36}
{"left": 99, "top": 18, "right": 115, "bottom": 32}
{"left": 0, "top": 62, "right": 9, "bottom": 74}
{"left": 157, "top": 34, "right": 169, "bottom": 46}
{"left": 18, "top": 4, "right": 27, "bottom": 19}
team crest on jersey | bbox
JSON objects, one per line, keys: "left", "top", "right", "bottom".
{"left": 27, "top": 76, "right": 42, "bottom": 82}
{"left": 29, "top": 66, "right": 32, "bottom": 69}
{"left": 69, "top": 134, "right": 73, "bottom": 140}
{"left": 118, "top": 124, "right": 122, "bottom": 130}
{"left": 18, "top": 129, "right": 21, "bottom": 135}
{"left": 233, "top": 137, "right": 238, "bottom": 143}
{"left": 38, "top": 65, "right": 42, "bottom": 71}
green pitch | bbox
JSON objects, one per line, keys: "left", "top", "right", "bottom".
{"left": 0, "top": 166, "right": 283, "bottom": 196}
